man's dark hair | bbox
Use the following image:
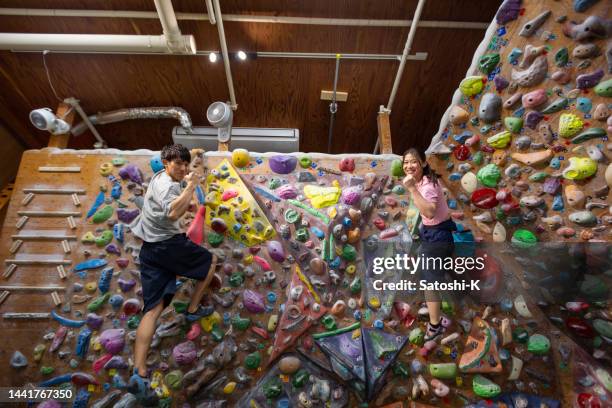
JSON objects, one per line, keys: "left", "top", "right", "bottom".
{"left": 161, "top": 144, "right": 191, "bottom": 163}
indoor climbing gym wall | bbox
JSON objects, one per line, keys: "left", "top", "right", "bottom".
{"left": 0, "top": 1, "right": 610, "bottom": 408}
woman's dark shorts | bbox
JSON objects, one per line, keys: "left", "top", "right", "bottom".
{"left": 418, "top": 219, "right": 456, "bottom": 283}
{"left": 139, "top": 233, "right": 213, "bottom": 314}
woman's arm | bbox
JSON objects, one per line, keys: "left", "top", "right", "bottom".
{"left": 167, "top": 173, "right": 197, "bottom": 221}
{"left": 403, "top": 175, "right": 437, "bottom": 219}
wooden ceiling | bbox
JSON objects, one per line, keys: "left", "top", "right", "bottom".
{"left": 0, "top": 1, "right": 501, "bottom": 153}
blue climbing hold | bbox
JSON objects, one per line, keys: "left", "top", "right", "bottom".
{"left": 113, "top": 223, "right": 125, "bottom": 243}
{"left": 75, "top": 327, "right": 93, "bottom": 359}
{"left": 576, "top": 97, "right": 592, "bottom": 114}
{"left": 111, "top": 183, "right": 122, "bottom": 200}
{"left": 549, "top": 157, "right": 561, "bottom": 170}
{"left": 74, "top": 258, "right": 107, "bottom": 272}
{"left": 86, "top": 191, "right": 105, "bottom": 219}
{"left": 98, "top": 267, "right": 113, "bottom": 294}
{"left": 150, "top": 154, "right": 164, "bottom": 173}
{"left": 552, "top": 194, "right": 564, "bottom": 211}
{"left": 311, "top": 227, "right": 325, "bottom": 239}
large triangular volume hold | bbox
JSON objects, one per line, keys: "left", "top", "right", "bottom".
{"left": 269, "top": 265, "right": 326, "bottom": 363}
{"left": 361, "top": 328, "right": 409, "bottom": 401}
{"left": 204, "top": 159, "right": 275, "bottom": 247}
{"left": 315, "top": 329, "right": 366, "bottom": 382}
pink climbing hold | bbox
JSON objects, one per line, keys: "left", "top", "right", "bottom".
{"left": 221, "top": 189, "right": 239, "bottom": 201}
{"left": 243, "top": 289, "right": 266, "bottom": 313}
{"left": 339, "top": 157, "right": 355, "bottom": 172}
{"left": 92, "top": 353, "right": 114, "bottom": 374}
{"left": 187, "top": 323, "right": 201, "bottom": 340}
{"left": 187, "top": 206, "right": 206, "bottom": 245}
{"left": 173, "top": 341, "right": 197, "bottom": 365}
{"left": 122, "top": 298, "right": 142, "bottom": 316}
{"left": 276, "top": 184, "right": 298, "bottom": 200}
{"left": 115, "top": 258, "right": 129, "bottom": 268}
{"left": 253, "top": 255, "right": 272, "bottom": 271}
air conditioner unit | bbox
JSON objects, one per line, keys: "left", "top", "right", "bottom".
{"left": 172, "top": 126, "right": 299, "bottom": 153}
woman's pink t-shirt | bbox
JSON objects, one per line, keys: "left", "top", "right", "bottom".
{"left": 415, "top": 176, "right": 450, "bottom": 226}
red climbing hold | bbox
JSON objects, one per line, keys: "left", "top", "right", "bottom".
{"left": 187, "top": 206, "right": 206, "bottom": 245}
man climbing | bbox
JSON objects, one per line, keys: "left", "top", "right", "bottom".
{"left": 128, "top": 144, "right": 217, "bottom": 400}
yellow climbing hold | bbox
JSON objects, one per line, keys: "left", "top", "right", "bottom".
{"left": 368, "top": 296, "right": 381, "bottom": 309}
{"left": 243, "top": 254, "right": 253, "bottom": 265}
{"left": 459, "top": 76, "right": 484, "bottom": 97}
{"left": 487, "top": 131, "right": 512, "bottom": 149}
{"left": 231, "top": 149, "right": 250, "bottom": 168}
{"left": 108, "top": 369, "right": 117, "bottom": 377}
{"left": 92, "top": 337, "right": 102, "bottom": 351}
{"left": 562, "top": 157, "right": 598, "bottom": 180}
{"left": 99, "top": 162, "right": 113, "bottom": 176}
{"left": 85, "top": 282, "right": 97, "bottom": 292}
{"left": 327, "top": 206, "right": 337, "bottom": 219}
{"left": 346, "top": 264, "right": 356, "bottom": 275}
{"left": 558, "top": 113, "right": 583, "bottom": 138}
{"left": 352, "top": 329, "right": 361, "bottom": 339}
{"left": 200, "top": 311, "right": 222, "bottom": 332}
{"left": 223, "top": 381, "right": 237, "bottom": 394}
{"left": 303, "top": 181, "right": 341, "bottom": 209}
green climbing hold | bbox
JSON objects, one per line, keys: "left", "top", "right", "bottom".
{"left": 477, "top": 164, "right": 501, "bottom": 188}
{"left": 95, "top": 230, "right": 113, "bottom": 247}
{"left": 495, "top": 207, "right": 506, "bottom": 221}
{"left": 594, "top": 78, "right": 612, "bottom": 97}
{"left": 460, "top": 76, "right": 484, "bottom": 97}
{"left": 172, "top": 300, "right": 189, "bottom": 314}
{"left": 390, "top": 159, "right": 405, "bottom": 177}
{"left": 429, "top": 363, "right": 458, "bottom": 379}
{"left": 409, "top": 327, "right": 424, "bottom": 346}
{"left": 165, "top": 370, "right": 183, "bottom": 390}
{"left": 511, "top": 229, "right": 537, "bottom": 249}
{"left": 487, "top": 131, "right": 511, "bottom": 149}
{"left": 541, "top": 98, "right": 568, "bottom": 114}
{"left": 554, "top": 47, "right": 569, "bottom": 67}
{"left": 158, "top": 398, "right": 172, "bottom": 408}
{"left": 299, "top": 156, "right": 312, "bottom": 168}
{"left": 321, "top": 314, "right": 337, "bottom": 330}
{"left": 231, "top": 315, "right": 251, "bottom": 331}
{"left": 571, "top": 127, "right": 606, "bottom": 144}
{"left": 229, "top": 272, "right": 245, "bottom": 287}
{"left": 478, "top": 53, "right": 500, "bottom": 74}
{"left": 87, "top": 293, "right": 110, "bottom": 312}
{"left": 529, "top": 172, "right": 549, "bottom": 182}
{"left": 81, "top": 232, "right": 96, "bottom": 244}
{"left": 341, "top": 244, "right": 357, "bottom": 261}
{"left": 268, "top": 178, "right": 281, "bottom": 190}
{"left": 211, "top": 325, "right": 224, "bottom": 342}
{"left": 208, "top": 232, "right": 224, "bottom": 247}
{"left": 292, "top": 369, "right": 309, "bottom": 388}
{"left": 295, "top": 228, "right": 309, "bottom": 242}
{"left": 245, "top": 351, "right": 261, "bottom": 370}
{"left": 284, "top": 209, "right": 301, "bottom": 224}
{"left": 392, "top": 185, "right": 405, "bottom": 195}
{"left": 263, "top": 377, "right": 283, "bottom": 399}
{"left": 349, "top": 276, "right": 362, "bottom": 294}
{"left": 127, "top": 315, "right": 141, "bottom": 330}
{"left": 527, "top": 334, "right": 551, "bottom": 355}
{"left": 393, "top": 361, "right": 410, "bottom": 378}
{"left": 442, "top": 300, "right": 454, "bottom": 315}
{"left": 472, "top": 151, "right": 484, "bottom": 165}
{"left": 472, "top": 375, "right": 501, "bottom": 398}
{"left": 92, "top": 205, "right": 114, "bottom": 224}
{"left": 513, "top": 327, "right": 529, "bottom": 343}
{"left": 593, "top": 319, "right": 612, "bottom": 338}
{"left": 504, "top": 117, "right": 523, "bottom": 133}
{"left": 40, "top": 366, "right": 54, "bottom": 375}
{"left": 112, "top": 157, "right": 126, "bottom": 166}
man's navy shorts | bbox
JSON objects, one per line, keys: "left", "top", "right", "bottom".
{"left": 138, "top": 233, "right": 213, "bottom": 314}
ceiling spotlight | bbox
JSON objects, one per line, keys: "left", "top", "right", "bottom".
{"left": 209, "top": 52, "right": 218, "bottom": 63}
{"left": 237, "top": 50, "right": 247, "bottom": 61}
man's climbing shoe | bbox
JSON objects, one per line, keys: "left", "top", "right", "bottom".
{"left": 184, "top": 304, "right": 215, "bottom": 322}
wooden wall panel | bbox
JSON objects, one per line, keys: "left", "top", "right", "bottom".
{"left": 0, "top": 1, "right": 500, "bottom": 154}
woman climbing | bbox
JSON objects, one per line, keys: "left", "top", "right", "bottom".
{"left": 402, "top": 148, "right": 457, "bottom": 341}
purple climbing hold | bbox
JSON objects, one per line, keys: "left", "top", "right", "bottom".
{"left": 525, "top": 111, "right": 544, "bottom": 129}
{"left": 543, "top": 177, "right": 561, "bottom": 195}
{"left": 243, "top": 289, "right": 266, "bottom": 313}
{"left": 341, "top": 188, "right": 361, "bottom": 205}
{"left": 268, "top": 155, "right": 297, "bottom": 174}
{"left": 86, "top": 313, "right": 104, "bottom": 330}
{"left": 276, "top": 184, "right": 298, "bottom": 200}
{"left": 494, "top": 75, "right": 510, "bottom": 92}
{"left": 37, "top": 401, "right": 62, "bottom": 408}
{"left": 104, "top": 355, "right": 128, "bottom": 370}
{"left": 99, "top": 328, "right": 125, "bottom": 355}
{"left": 173, "top": 341, "right": 197, "bottom": 365}
{"left": 266, "top": 241, "right": 286, "bottom": 263}
{"left": 495, "top": 0, "right": 521, "bottom": 25}
{"left": 576, "top": 69, "right": 604, "bottom": 89}
{"left": 105, "top": 244, "right": 121, "bottom": 255}
{"left": 118, "top": 164, "right": 143, "bottom": 184}
{"left": 117, "top": 208, "right": 140, "bottom": 223}
{"left": 118, "top": 278, "right": 136, "bottom": 292}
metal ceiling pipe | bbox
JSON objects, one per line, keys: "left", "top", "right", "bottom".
{"left": 0, "top": 8, "right": 489, "bottom": 30}
{"left": 64, "top": 97, "right": 107, "bottom": 148}
{"left": 0, "top": 33, "right": 184, "bottom": 53}
{"left": 70, "top": 107, "right": 193, "bottom": 136}
{"left": 211, "top": 0, "right": 237, "bottom": 110}
{"left": 204, "top": 0, "right": 216, "bottom": 25}
{"left": 153, "top": 0, "right": 194, "bottom": 53}
{"left": 374, "top": 0, "right": 426, "bottom": 154}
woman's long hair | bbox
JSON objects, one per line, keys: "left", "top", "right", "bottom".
{"left": 402, "top": 148, "right": 440, "bottom": 187}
